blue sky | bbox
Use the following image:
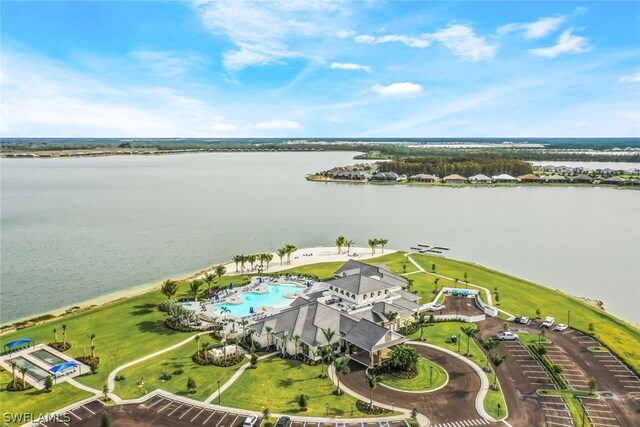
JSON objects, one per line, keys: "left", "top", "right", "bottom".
{"left": 1, "top": 1, "right": 639, "bottom": 137}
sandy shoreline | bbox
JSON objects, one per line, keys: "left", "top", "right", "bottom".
{"left": 0, "top": 246, "right": 393, "bottom": 331}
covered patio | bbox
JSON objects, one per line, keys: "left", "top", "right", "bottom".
{"left": 342, "top": 320, "right": 407, "bottom": 367}
{"left": 3, "top": 338, "right": 33, "bottom": 355}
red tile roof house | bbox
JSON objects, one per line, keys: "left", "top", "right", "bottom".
{"left": 518, "top": 173, "right": 542, "bottom": 183}
{"left": 442, "top": 174, "right": 467, "bottom": 184}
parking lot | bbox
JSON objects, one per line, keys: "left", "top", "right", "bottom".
{"left": 538, "top": 396, "right": 574, "bottom": 427}
{"left": 501, "top": 339, "right": 555, "bottom": 390}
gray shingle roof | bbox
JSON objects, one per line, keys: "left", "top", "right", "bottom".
{"left": 334, "top": 260, "right": 407, "bottom": 288}
{"left": 329, "top": 274, "right": 396, "bottom": 296}
{"left": 342, "top": 319, "right": 391, "bottom": 351}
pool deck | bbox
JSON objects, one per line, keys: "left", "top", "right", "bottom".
{"left": 0, "top": 343, "right": 89, "bottom": 389}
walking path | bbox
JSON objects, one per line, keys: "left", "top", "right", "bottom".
{"left": 404, "top": 253, "right": 516, "bottom": 319}
{"left": 203, "top": 351, "right": 279, "bottom": 404}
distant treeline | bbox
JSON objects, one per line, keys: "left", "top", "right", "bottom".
{"left": 377, "top": 156, "right": 533, "bottom": 177}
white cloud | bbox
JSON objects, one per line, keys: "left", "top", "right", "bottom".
{"left": 430, "top": 25, "right": 497, "bottom": 62}
{"left": 371, "top": 82, "right": 423, "bottom": 97}
{"left": 329, "top": 62, "right": 372, "bottom": 72}
{"left": 130, "top": 50, "right": 204, "bottom": 76}
{"left": 254, "top": 120, "right": 302, "bottom": 130}
{"left": 351, "top": 25, "right": 495, "bottom": 61}
{"left": 336, "top": 29, "right": 356, "bottom": 39}
{"left": 530, "top": 30, "right": 590, "bottom": 58}
{"left": 498, "top": 16, "right": 565, "bottom": 39}
{"left": 618, "top": 72, "right": 640, "bottom": 84}
{"left": 193, "top": 0, "right": 346, "bottom": 71}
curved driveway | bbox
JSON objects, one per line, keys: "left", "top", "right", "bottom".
{"left": 340, "top": 344, "right": 493, "bottom": 425}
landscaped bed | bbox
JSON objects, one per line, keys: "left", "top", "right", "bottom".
{"left": 220, "top": 357, "right": 365, "bottom": 417}
{"left": 380, "top": 357, "right": 447, "bottom": 392}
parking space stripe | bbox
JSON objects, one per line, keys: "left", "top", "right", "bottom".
{"left": 191, "top": 408, "right": 206, "bottom": 422}
{"left": 158, "top": 400, "right": 174, "bottom": 413}
{"left": 167, "top": 402, "right": 184, "bottom": 416}
{"left": 68, "top": 410, "right": 82, "bottom": 420}
{"left": 203, "top": 410, "right": 217, "bottom": 425}
{"left": 215, "top": 412, "right": 228, "bottom": 427}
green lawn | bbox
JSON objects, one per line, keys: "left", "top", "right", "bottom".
{"left": 221, "top": 357, "right": 365, "bottom": 417}
{"left": 410, "top": 254, "right": 640, "bottom": 373}
{"left": 538, "top": 389, "right": 595, "bottom": 427}
{"left": 0, "top": 369, "right": 93, "bottom": 426}
{"left": 0, "top": 281, "right": 203, "bottom": 392}
{"left": 484, "top": 387, "right": 507, "bottom": 420}
{"left": 277, "top": 261, "right": 343, "bottom": 281}
{"left": 380, "top": 358, "right": 447, "bottom": 391}
{"left": 365, "top": 252, "right": 419, "bottom": 274}
{"left": 115, "top": 336, "right": 246, "bottom": 401}
{"left": 518, "top": 332, "right": 551, "bottom": 347}
{"left": 406, "top": 273, "right": 458, "bottom": 304}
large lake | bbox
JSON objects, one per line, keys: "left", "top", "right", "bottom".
{"left": 1, "top": 152, "right": 639, "bottom": 323}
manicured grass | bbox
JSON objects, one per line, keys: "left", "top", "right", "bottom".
{"left": 380, "top": 358, "right": 447, "bottom": 391}
{"left": 0, "top": 281, "right": 200, "bottom": 391}
{"left": 277, "top": 261, "right": 344, "bottom": 281}
{"left": 220, "top": 357, "right": 364, "bottom": 417}
{"left": 518, "top": 332, "right": 551, "bottom": 347}
{"left": 410, "top": 254, "right": 640, "bottom": 374}
{"left": 365, "top": 252, "right": 419, "bottom": 274}
{"left": 484, "top": 387, "right": 507, "bottom": 420}
{"left": 0, "top": 369, "right": 93, "bottom": 426}
{"left": 405, "top": 273, "right": 458, "bottom": 304}
{"left": 115, "top": 336, "right": 247, "bottom": 401}
{"left": 538, "top": 389, "right": 596, "bottom": 427}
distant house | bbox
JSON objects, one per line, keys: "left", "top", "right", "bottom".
{"left": 492, "top": 174, "right": 518, "bottom": 183}
{"left": 599, "top": 168, "right": 618, "bottom": 176}
{"left": 468, "top": 174, "right": 492, "bottom": 183}
{"left": 397, "top": 174, "right": 408, "bottom": 181}
{"left": 570, "top": 174, "right": 594, "bottom": 183}
{"left": 442, "top": 174, "right": 467, "bottom": 184}
{"left": 602, "top": 176, "right": 626, "bottom": 185}
{"left": 518, "top": 174, "right": 541, "bottom": 183}
{"left": 371, "top": 172, "right": 400, "bottom": 181}
{"left": 629, "top": 179, "right": 640, "bottom": 186}
{"left": 410, "top": 174, "right": 438, "bottom": 183}
{"left": 542, "top": 174, "right": 567, "bottom": 183}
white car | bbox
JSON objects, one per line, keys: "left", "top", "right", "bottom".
{"left": 429, "top": 304, "right": 445, "bottom": 311}
{"left": 554, "top": 324, "right": 568, "bottom": 331}
{"left": 243, "top": 415, "right": 259, "bottom": 427}
{"left": 540, "top": 317, "right": 555, "bottom": 328}
{"left": 519, "top": 316, "right": 530, "bottom": 324}
{"left": 497, "top": 331, "right": 519, "bottom": 341}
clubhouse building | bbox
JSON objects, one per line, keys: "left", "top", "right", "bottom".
{"left": 248, "top": 260, "right": 420, "bottom": 367}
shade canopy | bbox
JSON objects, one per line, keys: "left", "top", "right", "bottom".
{"left": 4, "top": 338, "right": 32, "bottom": 350}
{"left": 49, "top": 360, "right": 79, "bottom": 374}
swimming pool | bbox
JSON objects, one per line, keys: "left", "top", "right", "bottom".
{"left": 11, "top": 357, "right": 50, "bottom": 381}
{"left": 216, "top": 283, "right": 305, "bottom": 317}
{"left": 30, "top": 349, "right": 67, "bottom": 366}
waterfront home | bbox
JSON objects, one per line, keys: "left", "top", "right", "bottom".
{"left": 248, "top": 260, "right": 419, "bottom": 367}
{"left": 410, "top": 174, "right": 438, "bottom": 183}
{"left": 629, "top": 179, "right": 640, "bottom": 186}
{"left": 542, "top": 174, "right": 567, "bottom": 183}
{"left": 492, "top": 174, "right": 518, "bottom": 183}
{"left": 468, "top": 174, "right": 492, "bottom": 183}
{"left": 330, "top": 171, "right": 372, "bottom": 181}
{"left": 443, "top": 174, "right": 467, "bottom": 184}
{"left": 371, "top": 172, "right": 400, "bottom": 181}
{"left": 518, "top": 173, "right": 542, "bottom": 183}
{"left": 570, "top": 174, "right": 594, "bottom": 183}
{"left": 602, "top": 176, "right": 626, "bottom": 185}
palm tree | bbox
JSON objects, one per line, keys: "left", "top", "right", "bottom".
{"left": 10, "top": 361, "right": 17, "bottom": 389}
{"left": 368, "top": 239, "right": 378, "bottom": 255}
{"left": 190, "top": 280, "right": 202, "bottom": 300}
{"left": 195, "top": 335, "right": 201, "bottom": 354}
{"left": 203, "top": 273, "right": 216, "bottom": 294}
{"left": 413, "top": 312, "right": 429, "bottom": 341}
{"left": 222, "top": 333, "right": 228, "bottom": 362}
{"left": 258, "top": 253, "right": 267, "bottom": 270}
{"left": 276, "top": 248, "right": 286, "bottom": 266}
{"left": 322, "top": 327, "right": 336, "bottom": 350}
{"left": 88, "top": 333, "right": 96, "bottom": 358}
{"left": 247, "top": 254, "right": 258, "bottom": 271}
{"left": 161, "top": 279, "right": 177, "bottom": 299}
{"left": 215, "top": 264, "right": 227, "bottom": 285}
{"left": 383, "top": 311, "right": 398, "bottom": 330}
{"left": 491, "top": 354, "right": 507, "bottom": 389}
{"left": 335, "top": 236, "right": 346, "bottom": 254}
{"left": 333, "top": 356, "right": 351, "bottom": 395}
{"left": 220, "top": 306, "right": 231, "bottom": 320}
{"left": 19, "top": 366, "right": 28, "bottom": 388}
{"left": 240, "top": 319, "right": 249, "bottom": 338}
{"left": 461, "top": 326, "right": 479, "bottom": 357}
{"left": 433, "top": 277, "right": 440, "bottom": 294}
{"left": 91, "top": 345, "right": 96, "bottom": 360}
{"left": 62, "top": 324, "right": 68, "bottom": 348}
{"left": 240, "top": 254, "right": 247, "bottom": 272}
{"left": 463, "top": 272, "right": 469, "bottom": 288}
{"left": 232, "top": 255, "right": 242, "bottom": 273}
{"left": 293, "top": 335, "right": 301, "bottom": 356}
{"left": 483, "top": 338, "right": 500, "bottom": 371}
{"left": 281, "top": 333, "right": 289, "bottom": 356}
{"left": 284, "top": 244, "right": 297, "bottom": 264}
{"left": 378, "top": 238, "right": 388, "bottom": 253}
{"left": 264, "top": 253, "right": 273, "bottom": 270}
{"left": 265, "top": 326, "right": 274, "bottom": 349}
{"left": 53, "top": 328, "right": 58, "bottom": 345}
{"left": 247, "top": 328, "right": 256, "bottom": 351}
{"left": 365, "top": 372, "right": 380, "bottom": 408}
{"left": 345, "top": 239, "right": 355, "bottom": 255}
{"left": 315, "top": 346, "right": 331, "bottom": 378}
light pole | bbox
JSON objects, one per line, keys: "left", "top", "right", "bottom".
{"left": 457, "top": 334, "right": 461, "bottom": 353}
{"left": 497, "top": 403, "right": 501, "bottom": 419}
{"left": 568, "top": 310, "right": 571, "bottom": 327}
{"left": 326, "top": 403, "right": 329, "bottom": 417}
{"left": 217, "top": 380, "right": 221, "bottom": 404}
{"left": 430, "top": 365, "right": 433, "bottom": 388}
{"left": 392, "top": 402, "right": 395, "bottom": 413}
{"left": 350, "top": 403, "right": 354, "bottom": 418}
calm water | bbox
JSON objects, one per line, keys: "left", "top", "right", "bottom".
{"left": 1, "top": 153, "right": 639, "bottom": 323}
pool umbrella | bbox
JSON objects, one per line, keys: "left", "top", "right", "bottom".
{"left": 229, "top": 283, "right": 234, "bottom": 290}
{"left": 250, "top": 307, "right": 255, "bottom": 314}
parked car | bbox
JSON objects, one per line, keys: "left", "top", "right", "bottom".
{"left": 540, "top": 317, "right": 555, "bottom": 328}
{"left": 243, "top": 415, "right": 259, "bottom": 427}
{"left": 429, "top": 303, "right": 445, "bottom": 311}
{"left": 519, "top": 316, "right": 530, "bottom": 324}
{"left": 554, "top": 324, "right": 568, "bottom": 331}
{"left": 497, "top": 331, "right": 519, "bottom": 341}
{"left": 275, "top": 417, "right": 291, "bottom": 427}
